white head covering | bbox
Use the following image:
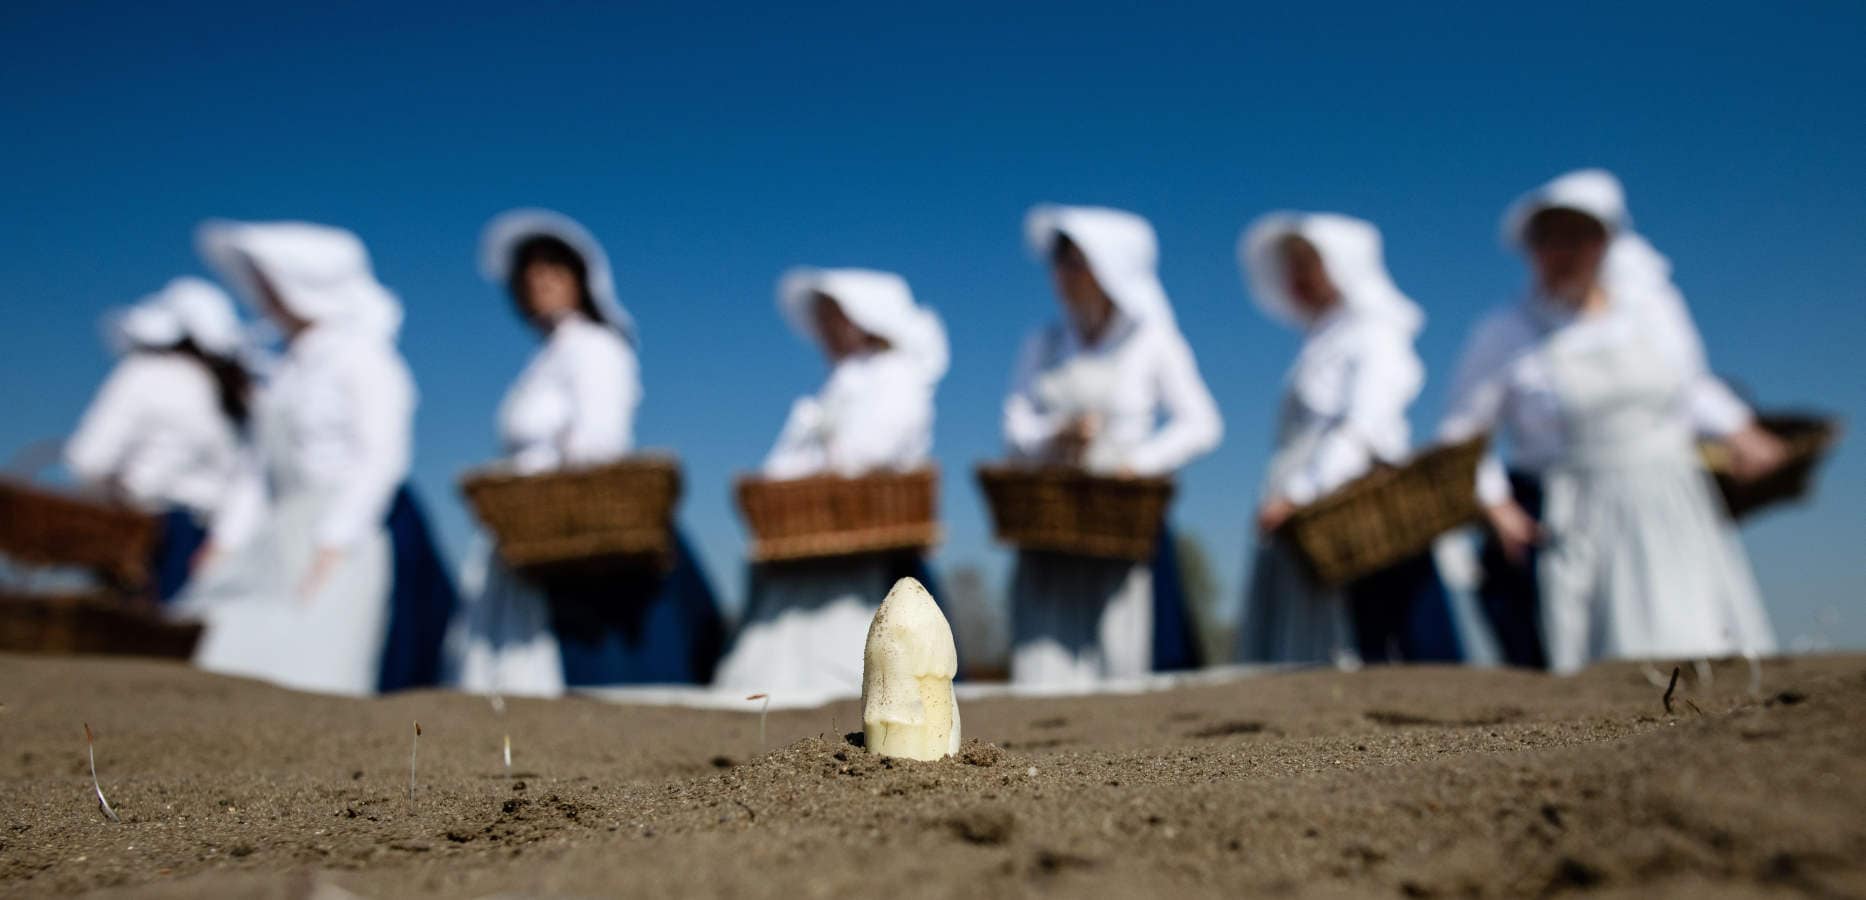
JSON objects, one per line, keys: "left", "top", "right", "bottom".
{"left": 197, "top": 220, "right": 403, "bottom": 339}
{"left": 1502, "top": 168, "right": 1677, "bottom": 306}
{"left": 778, "top": 267, "right": 948, "bottom": 381}
{"left": 1024, "top": 204, "right": 1177, "bottom": 329}
{"left": 106, "top": 276, "right": 244, "bottom": 357}
{"left": 479, "top": 208, "right": 636, "bottom": 346}
{"left": 1239, "top": 211, "right": 1424, "bottom": 335}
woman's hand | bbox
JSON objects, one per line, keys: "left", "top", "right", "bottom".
{"left": 1724, "top": 424, "right": 1789, "bottom": 482}
{"left": 189, "top": 540, "right": 219, "bottom": 575}
{"left": 1051, "top": 414, "right": 1101, "bottom": 465}
{"left": 297, "top": 547, "right": 345, "bottom": 604}
{"left": 1484, "top": 501, "right": 1542, "bottom": 565}
{"left": 1256, "top": 497, "right": 1297, "bottom": 535}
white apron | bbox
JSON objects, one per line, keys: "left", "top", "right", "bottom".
{"left": 170, "top": 374, "right": 395, "bottom": 697}
{"left": 1235, "top": 391, "right": 1356, "bottom": 666}
{"left": 712, "top": 557, "right": 895, "bottom": 698}
{"left": 444, "top": 537, "right": 566, "bottom": 698}
{"left": 174, "top": 491, "right": 392, "bottom": 696}
{"left": 1536, "top": 321, "right": 1775, "bottom": 673}
{"left": 1008, "top": 553, "right": 1152, "bottom": 688}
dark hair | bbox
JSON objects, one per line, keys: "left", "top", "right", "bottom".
{"left": 1050, "top": 232, "right": 1086, "bottom": 268}
{"left": 160, "top": 339, "right": 252, "bottom": 427}
{"left": 1523, "top": 207, "right": 1608, "bottom": 248}
{"left": 507, "top": 234, "right": 602, "bottom": 328}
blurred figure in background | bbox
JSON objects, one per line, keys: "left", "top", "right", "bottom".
{"left": 175, "top": 221, "right": 457, "bottom": 695}
{"left": 1440, "top": 169, "right": 1780, "bottom": 673}
{"left": 713, "top": 267, "right": 948, "bottom": 697}
{"left": 1232, "top": 212, "right": 1463, "bottom": 666}
{"left": 65, "top": 277, "right": 249, "bottom": 603}
{"left": 447, "top": 209, "right": 723, "bottom": 694}
{"left": 1004, "top": 204, "right": 1223, "bottom": 687}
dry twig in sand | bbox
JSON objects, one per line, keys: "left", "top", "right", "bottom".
{"left": 1662, "top": 666, "right": 1681, "bottom": 715}
{"left": 409, "top": 722, "right": 422, "bottom": 807}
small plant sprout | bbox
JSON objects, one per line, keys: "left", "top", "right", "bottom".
{"left": 747, "top": 694, "right": 770, "bottom": 751}
{"left": 409, "top": 722, "right": 421, "bottom": 806}
{"left": 488, "top": 689, "right": 511, "bottom": 777}
{"left": 84, "top": 723, "right": 120, "bottom": 824}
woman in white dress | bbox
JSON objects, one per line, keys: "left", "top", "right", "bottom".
{"left": 449, "top": 209, "right": 724, "bottom": 695}
{"left": 713, "top": 267, "right": 948, "bottom": 697}
{"left": 1004, "top": 204, "right": 1224, "bottom": 687}
{"left": 1440, "top": 169, "right": 1782, "bottom": 673}
{"left": 65, "top": 277, "right": 249, "bottom": 602}
{"left": 175, "top": 220, "right": 458, "bottom": 696}
{"left": 1233, "top": 212, "right": 1463, "bottom": 666}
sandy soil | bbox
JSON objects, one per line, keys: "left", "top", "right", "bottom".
{"left": 1, "top": 652, "right": 1862, "bottom": 898}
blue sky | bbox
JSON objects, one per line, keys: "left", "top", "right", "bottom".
{"left": 3, "top": 2, "right": 1863, "bottom": 647}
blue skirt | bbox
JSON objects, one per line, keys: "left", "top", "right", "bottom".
{"left": 1149, "top": 526, "right": 1201, "bottom": 671}
{"left": 550, "top": 529, "right": 726, "bottom": 686}
{"left": 1342, "top": 552, "right": 1464, "bottom": 663}
{"left": 377, "top": 486, "right": 463, "bottom": 693}
{"left": 150, "top": 509, "right": 209, "bottom": 605}
{"left": 1476, "top": 472, "right": 1548, "bottom": 669}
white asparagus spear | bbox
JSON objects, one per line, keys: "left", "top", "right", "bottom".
{"left": 861, "top": 577, "right": 960, "bottom": 760}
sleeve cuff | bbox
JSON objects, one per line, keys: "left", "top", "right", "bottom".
{"left": 1279, "top": 473, "right": 1319, "bottom": 507}
{"left": 1477, "top": 458, "right": 1511, "bottom": 508}
{"left": 1691, "top": 379, "right": 1754, "bottom": 439}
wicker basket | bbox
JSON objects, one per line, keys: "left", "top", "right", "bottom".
{"left": 0, "top": 591, "right": 202, "bottom": 658}
{"left": 1702, "top": 413, "right": 1840, "bottom": 520}
{"left": 1280, "top": 435, "right": 1491, "bottom": 588}
{"left": 976, "top": 464, "right": 1174, "bottom": 561}
{"left": 460, "top": 456, "right": 682, "bottom": 583}
{"left": 737, "top": 468, "right": 940, "bottom": 563}
{"left": 0, "top": 479, "right": 160, "bottom": 590}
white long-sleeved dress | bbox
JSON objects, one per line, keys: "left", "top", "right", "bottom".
{"left": 1236, "top": 308, "right": 1424, "bottom": 664}
{"left": 712, "top": 349, "right": 937, "bottom": 700}
{"left": 174, "top": 325, "right": 415, "bottom": 696}
{"left": 448, "top": 316, "right": 640, "bottom": 697}
{"left": 1003, "top": 315, "right": 1222, "bottom": 687}
{"left": 65, "top": 354, "right": 242, "bottom": 518}
{"left": 1438, "top": 294, "right": 1774, "bottom": 672}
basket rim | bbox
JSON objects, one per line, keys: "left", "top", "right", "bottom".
{"left": 973, "top": 461, "right": 1177, "bottom": 490}
{"left": 457, "top": 451, "right": 684, "bottom": 492}
{"left": 735, "top": 465, "right": 940, "bottom": 488}
{"left": 0, "top": 476, "right": 158, "bottom": 515}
